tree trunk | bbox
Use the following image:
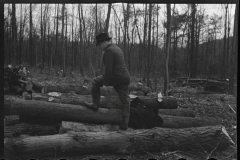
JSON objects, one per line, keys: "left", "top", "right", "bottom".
{"left": 5, "top": 123, "right": 59, "bottom": 138}
{"left": 122, "top": 3, "right": 130, "bottom": 69}
{"left": 12, "top": 4, "right": 17, "bottom": 65}
{"left": 65, "top": 7, "right": 68, "bottom": 75}
{"left": 228, "top": 2, "right": 238, "bottom": 95}
{"left": 40, "top": 4, "right": 43, "bottom": 73}
{"left": 7, "top": 4, "right": 11, "bottom": 64}
{"left": 78, "top": 4, "right": 84, "bottom": 76}
{"left": 226, "top": 7, "right": 231, "bottom": 77}
{"left": 190, "top": 4, "right": 196, "bottom": 78}
{"left": 164, "top": 4, "right": 172, "bottom": 96}
{"left": 147, "top": 4, "right": 152, "bottom": 88}
{"left": 19, "top": 4, "right": 23, "bottom": 65}
{"left": 71, "top": 5, "right": 74, "bottom": 72}
{"left": 4, "top": 98, "right": 221, "bottom": 128}
{"left": 221, "top": 4, "right": 228, "bottom": 79}
{"left": 61, "top": 4, "right": 65, "bottom": 72}
{"left": 104, "top": 3, "right": 112, "bottom": 33}
{"left": 55, "top": 4, "right": 59, "bottom": 68}
{"left": 4, "top": 125, "right": 234, "bottom": 158}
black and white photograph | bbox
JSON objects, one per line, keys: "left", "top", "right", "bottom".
{"left": 3, "top": 1, "right": 238, "bottom": 160}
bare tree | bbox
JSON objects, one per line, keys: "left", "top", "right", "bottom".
{"left": 65, "top": 5, "right": 68, "bottom": 75}
{"left": 71, "top": 5, "right": 75, "bottom": 72}
{"left": 78, "top": 4, "right": 84, "bottom": 76}
{"left": 61, "top": 4, "right": 65, "bottom": 75}
{"left": 29, "top": 4, "right": 33, "bottom": 66}
{"left": 189, "top": 4, "right": 196, "bottom": 78}
{"left": 164, "top": 4, "right": 173, "bottom": 96}
{"left": 54, "top": 4, "right": 59, "bottom": 68}
{"left": 221, "top": 4, "right": 228, "bottom": 79}
{"left": 229, "top": 3, "right": 238, "bottom": 95}
{"left": 12, "top": 4, "right": 17, "bottom": 65}
{"left": 122, "top": 3, "right": 130, "bottom": 69}
{"left": 132, "top": 4, "right": 143, "bottom": 76}
{"left": 147, "top": 4, "right": 153, "bottom": 88}
{"left": 104, "top": 3, "right": 112, "bottom": 33}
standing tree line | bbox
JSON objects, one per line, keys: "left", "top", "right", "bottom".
{"left": 4, "top": 3, "right": 238, "bottom": 94}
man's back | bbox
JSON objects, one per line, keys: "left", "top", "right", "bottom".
{"left": 103, "top": 44, "right": 130, "bottom": 79}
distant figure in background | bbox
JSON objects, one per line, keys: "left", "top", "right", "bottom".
{"left": 84, "top": 33, "right": 130, "bottom": 130}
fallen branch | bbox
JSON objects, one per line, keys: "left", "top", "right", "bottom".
{"left": 227, "top": 104, "right": 236, "bottom": 114}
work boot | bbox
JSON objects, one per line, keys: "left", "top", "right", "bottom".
{"left": 119, "top": 115, "right": 129, "bottom": 130}
{"left": 119, "top": 104, "right": 130, "bottom": 130}
{"left": 84, "top": 102, "right": 99, "bottom": 111}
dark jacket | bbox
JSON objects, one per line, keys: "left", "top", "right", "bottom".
{"left": 102, "top": 44, "right": 130, "bottom": 86}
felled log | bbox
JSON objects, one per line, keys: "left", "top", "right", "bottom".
{"left": 4, "top": 115, "right": 19, "bottom": 126}
{"left": 44, "top": 84, "right": 91, "bottom": 95}
{"left": 59, "top": 121, "right": 134, "bottom": 133}
{"left": 129, "top": 82, "right": 150, "bottom": 96}
{"left": 160, "top": 115, "right": 221, "bottom": 128}
{"left": 23, "top": 93, "right": 178, "bottom": 110}
{"left": 4, "top": 98, "right": 122, "bottom": 124}
{"left": 41, "top": 82, "right": 150, "bottom": 96}
{"left": 158, "top": 108, "right": 195, "bottom": 117}
{"left": 4, "top": 125, "right": 234, "bottom": 157}
{"left": 176, "top": 78, "right": 228, "bottom": 93}
{"left": 4, "top": 123, "right": 59, "bottom": 138}
{"left": 204, "top": 80, "right": 229, "bottom": 93}
{"left": 4, "top": 99, "right": 221, "bottom": 128}
{"left": 44, "top": 84, "right": 118, "bottom": 96}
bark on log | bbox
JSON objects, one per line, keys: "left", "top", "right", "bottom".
{"left": 59, "top": 121, "right": 134, "bottom": 133}
{"left": 5, "top": 123, "right": 59, "bottom": 138}
{"left": 158, "top": 108, "right": 195, "bottom": 117}
{"left": 4, "top": 98, "right": 122, "bottom": 124}
{"left": 44, "top": 84, "right": 91, "bottom": 95}
{"left": 4, "top": 115, "right": 19, "bottom": 126}
{"left": 23, "top": 93, "right": 178, "bottom": 110}
{"left": 43, "top": 83, "right": 150, "bottom": 96}
{"left": 4, "top": 99, "right": 221, "bottom": 128}
{"left": 160, "top": 115, "right": 221, "bottom": 128}
{"left": 4, "top": 125, "right": 234, "bottom": 157}
{"left": 44, "top": 84, "right": 118, "bottom": 96}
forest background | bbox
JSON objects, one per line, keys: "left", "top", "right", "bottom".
{"left": 3, "top": 3, "right": 238, "bottom": 94}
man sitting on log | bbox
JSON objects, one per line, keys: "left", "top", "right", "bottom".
{"left": 4, "top": 65, "right": 33, "bottom": 97}
{"left": 84, "top": 33, "right": 131, "bottom": 130}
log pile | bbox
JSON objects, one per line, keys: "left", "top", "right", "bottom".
{"left": 175, "top": 77, "right": 229, "bottom": 93}
{"left": 4, "top": 85, "right": 234, "bottom": 158}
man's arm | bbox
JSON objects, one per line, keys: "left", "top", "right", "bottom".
{"left": 99, "top": 51, "right": 104, "bottom": 74}
{"left": 103, "top": 51, "right": 113, "bottom": 86}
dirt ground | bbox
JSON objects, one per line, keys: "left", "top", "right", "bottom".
{"left": 4, "top": 68, "right": 237, "bottom": 160}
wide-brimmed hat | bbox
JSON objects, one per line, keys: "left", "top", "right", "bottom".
{"left": 96, "top": 33, "right": 112, "bottom": 46}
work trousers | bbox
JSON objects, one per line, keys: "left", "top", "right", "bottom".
{"left": 92, "top": 75, "right": 130, "bottom": 126}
